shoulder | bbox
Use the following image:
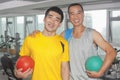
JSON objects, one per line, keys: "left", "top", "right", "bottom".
{"left": 28, "top": 32, "right": 41, "bottom": 38}
{"left": 86, "top": 28, "right": 100, "bottom": 36}
{"left": 25, "top": 32, "right": 41, "bottom": 41}
{"left": 86, "top": 27, "right": 95, "bottom": 32}
{"left": 91, "top": 29, "right": 105, "bottom": 43}
{"left": 92, "top": 29, "right": 102, "bottom": 37}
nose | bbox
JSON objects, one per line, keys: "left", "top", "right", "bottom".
{"left": 74, "top": 14, "right": 79, "bottom": 18}
{"left": 51, "top": 17, "right": 56, "bottom": 22}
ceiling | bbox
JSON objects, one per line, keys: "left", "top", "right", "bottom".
{"left": 0, "top": 0, "right": 120, "bottom": 17}
{"left": 0, "top": 0, "right": 46, "bottom": 3}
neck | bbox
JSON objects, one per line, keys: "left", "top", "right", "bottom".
{"left": 72, "top": 25, "right": 85, "bottom": 38}
{"left": 73, "top": 25, "right": 85, "bottom": 33}
{"left": 42, "top": 30, "right": 56, "bottom": 36}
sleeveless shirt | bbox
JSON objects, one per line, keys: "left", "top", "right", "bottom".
{"left": 69, "top": 28, "right": 100, "bottom": 80}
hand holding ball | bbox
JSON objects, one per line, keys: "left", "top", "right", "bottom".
{"left": 85, "top": 56, "right": 103, "bottom": 72}
{"left": 16, "top": 56, "right": 34, "bottom": 72}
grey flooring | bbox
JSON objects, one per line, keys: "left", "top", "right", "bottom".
{"left": 0, "top": 70, "right": 8, "bottom": 80}
{"left": 0, "top": 66, "right": 31, "bottom": 80}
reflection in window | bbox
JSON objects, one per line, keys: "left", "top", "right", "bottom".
{"left": 112, "top": 10, "right": 120, "bottom": 17}
{"left": 110, "top": 10, "right": 120, "bottom": 45}
{"left": 111, "top": 21, "right": 120, "bottom": 44}
{"left": 7, "top": 17, "right": 15, "bottom": 37}
{"left": 0, "top": 18, "right": 6, "bottom": 36}
{"left": 84, "top": 10, "right": 107, "bottom": 39}
{"left": 37, "top": 15, "right": 44, "bottom": 31}
{"left": 16, "top": 16, "right": 24, "bottom": 43}
{"left": 0, "top": 18, "right": 6, "bottom": 43}
{"left": 25, "top": 16, "right": 36, "bottom": 36}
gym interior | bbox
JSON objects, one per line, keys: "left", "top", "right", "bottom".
{"left": 0, "top": 0, "right": 120, "bottom": 80}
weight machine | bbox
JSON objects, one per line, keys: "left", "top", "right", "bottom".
{"left": 0, "top": 18, "right": 22, "bottom": 80}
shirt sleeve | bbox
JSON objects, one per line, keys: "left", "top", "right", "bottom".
{"left": 19, "top": 36, "right": 30, "bottom": 56}
{"left": 61, "top": 40, "right": 70, "bottom": 62}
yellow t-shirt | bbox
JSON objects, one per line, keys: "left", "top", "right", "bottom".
{"left": 19, "top": 32, "right": 69, "bottom": 80}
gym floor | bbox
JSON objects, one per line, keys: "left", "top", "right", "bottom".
{"left": 0, "top": 70, "right": 8, "bottom": 80}
{"left": 0, "top": 67, "right": 31, "bottom": 80}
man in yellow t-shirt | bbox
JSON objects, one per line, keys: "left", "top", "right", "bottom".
{"left": 14, "top": 6, "right": 70, "bottom": 80}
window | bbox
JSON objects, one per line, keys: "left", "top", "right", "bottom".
{"left": 84, "top": 10, "right": 107, "bottom": 39}
{"left": 36, "top": 14, "right": 44, "bottom": 31}
{"left": 0, "top": 18, "right": 6, "bottom": 36}
{"left": 112, "top": 10, "right": 120, "bottom": 17}
{"left": 0, "top": 18, "right": 6, "bottom": 43}
{"left": 16, "top": 16, "right": 24, "bottom": 44}
{"left": 24, "top": 16, "right": 36, "bottom": 36}
{"left": 6, "top": 17, "right": 15, "bottom": 37}
{"left": 111, "top": 21, "right": 120, "bottom": 44}
{"left": 110, "top": 10, "right": 120, "bottom": 45}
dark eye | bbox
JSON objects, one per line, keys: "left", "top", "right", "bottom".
{"left": 55, "top": 19, "right": 60, "bottom": 23}
{"left": 47, "top": 14, "right": 53, "bottom": 18}
{"left": 78, "top": 11, "right": 83, "bottom": 14}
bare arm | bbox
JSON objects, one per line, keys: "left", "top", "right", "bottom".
{"left": 87, "top": 30, "right": 116, "bottom": 78}
{"left": 61, "top": 62, "right": 70, "bottom": 80}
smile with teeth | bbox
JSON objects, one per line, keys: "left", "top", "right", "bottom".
{"left": 48, "top": 23, "right": 54, "bottom": 28}
{"left": 74, "top": 19, "right": 79, "bottom": 23}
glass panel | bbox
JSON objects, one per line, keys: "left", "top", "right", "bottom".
{"left": 16, "top": 16, "right": 24, "bottom": 44}
{"left": 84, "top": 10, "right": 107, "bottom": 39}
{"left": 0, "top": 18, "right": 6, "bottom": 42}
{"left": 111, "top": 21, "right": 120, "bottom": 44}
{"left": 112, "top": 10, "right": 120, "bottom": 17}
{"left": 25, "top": 16, "right": 35, "bottom": 36}
{"left": 36, "top": 15, "right": 44, "bottom": 31}
{"left": 0, "top": 18, "right": 6, "bottom": 36}
{"left": 6, "top": 17, "right": 15, "bottom": 37}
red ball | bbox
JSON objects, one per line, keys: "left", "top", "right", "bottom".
{"left": 16, "top": 56, "right": 34, "bottom": 72}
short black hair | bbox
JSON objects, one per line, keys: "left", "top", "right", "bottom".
{"left": 45, "top": 6, "right": 64, "bottom": 23}
{"left": 68, "top": 3, "right": 84, "bottom": 13}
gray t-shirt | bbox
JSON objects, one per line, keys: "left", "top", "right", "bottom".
{"left": 69, "top": 28, "right": 100, "bottom": 80}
